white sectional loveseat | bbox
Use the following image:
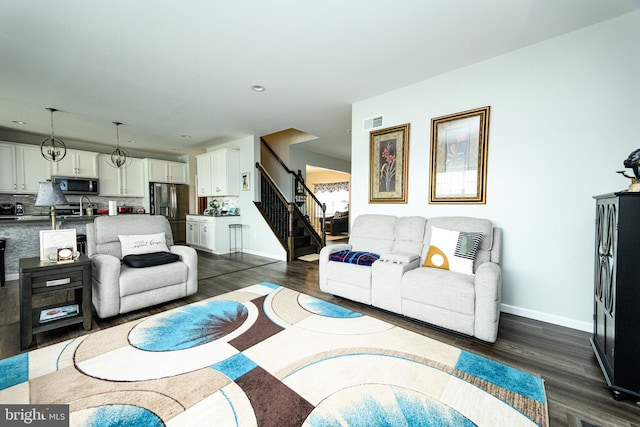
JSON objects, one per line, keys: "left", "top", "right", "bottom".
{"left": 319, "top": 214, "right": 502, "bottom": 342}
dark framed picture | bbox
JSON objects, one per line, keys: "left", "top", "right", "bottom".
{"left": 429, "top": 106, "right": 490, "bottom": 204}
{"left": 369, "top": 123, "right": 410, "bottom": 203}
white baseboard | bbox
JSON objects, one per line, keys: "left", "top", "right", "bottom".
{"left": 241, "top": 249, "right": 286, "bottom": 261}
{"left": 501, "top": 303, "right": 592, "bottom": 333}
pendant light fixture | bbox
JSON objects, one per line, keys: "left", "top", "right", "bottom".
{"left": 40, "top": 107, "right": 67, "bottom": 162}
{"left": 110, "top": 121, "right": 129, "bottom": 168}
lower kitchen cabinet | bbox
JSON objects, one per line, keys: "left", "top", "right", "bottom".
{"left": 186, "top": 215, "right": 240, "bottom": 254}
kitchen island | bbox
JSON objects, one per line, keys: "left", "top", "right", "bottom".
{"left": 1, "top": 215, "right": 96, "bottom": 281}
{"left": 186, "top": 214, "right": 241, "bottom": 254}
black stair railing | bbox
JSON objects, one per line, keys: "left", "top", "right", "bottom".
{"left": 255, "top": 162, "right": 291, "bottom": 248}
{"left": 255, "top": 138, "right": 326, "bottom": 260}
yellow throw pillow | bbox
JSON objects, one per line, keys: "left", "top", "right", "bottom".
{"left": 423, "top": 226, "right": 483, "bottom": 275}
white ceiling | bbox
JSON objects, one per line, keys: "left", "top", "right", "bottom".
{"left": 1, "top": 0, "right": 639, "bottom": 161}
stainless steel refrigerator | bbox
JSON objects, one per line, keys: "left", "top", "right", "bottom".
{"left": 149, "top": 182, "right": 189, "bottom": 244}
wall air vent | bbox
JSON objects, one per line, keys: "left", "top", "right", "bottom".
{"left": 363, "top": 115, "right": 383, "bottom": 131}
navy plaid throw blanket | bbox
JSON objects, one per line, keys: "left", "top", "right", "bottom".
{"left": 329, "top": 250, "right": 380, "bottom": 266}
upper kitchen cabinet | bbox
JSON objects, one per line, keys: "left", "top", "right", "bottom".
{"left": 0, "top": 142, "right": 52, "bottom": 193}
{"left": 196, "top": 155, "right": 212, "bottom": 196}
{"left": 52, "top": 149, "right": 99, "bottom": 178}
{"left": 0, "top": 143, "right": 17, "bottom": 193}
{"left": 146, "top": 159, "right": 189, "bottom": 184}
{"left": 196, "top": 149, "right": 239, "bottom": 196}
{"left": 98, "top": 155, "right": 145, "bottom": 197}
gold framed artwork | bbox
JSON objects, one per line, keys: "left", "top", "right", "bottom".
{"left": 429, "top": 106, "right": 490, "bottom": 204}
{"left": 369, "top": 123, "right": 410, "bottom": 203}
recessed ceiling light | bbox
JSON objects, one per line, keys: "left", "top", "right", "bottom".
{"left": 127, "top": 140, "right": 136, "bottom": 144}
{"left": 251, "top": 85, "right": 266, "bottom": 92}
{"left": 180, "top": 134, "right": 191, "bottom": 139}
{"left": 12, "top": 120, "right": 26, "bottom": 125}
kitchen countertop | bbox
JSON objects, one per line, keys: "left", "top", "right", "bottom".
{"left": 0, "top": 214, "right": 134, "bottom": 223}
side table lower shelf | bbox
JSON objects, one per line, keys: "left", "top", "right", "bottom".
{"left": 19, "top": 255, "right": 93, "bottom": 350}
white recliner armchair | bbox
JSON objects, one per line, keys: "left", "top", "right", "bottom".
{"left": 86, "top": 215, "right": 198, "bottom": 318}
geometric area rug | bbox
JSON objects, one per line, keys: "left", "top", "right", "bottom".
{"left": 0, "top": 282, "right": 548, "bottom": 426}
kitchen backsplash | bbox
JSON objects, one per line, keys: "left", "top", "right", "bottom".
{"left": 0, "top": 194, "right": 146, "bottom": 215}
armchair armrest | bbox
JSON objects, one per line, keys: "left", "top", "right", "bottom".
{"left": 474, "top": 262, "right": 502, "bottom": 343}
{"left": 170, "top": 245, "right": 198, "bottom": 296}
{"left": 90, "top": 253, "right": 122, "bottom": 318}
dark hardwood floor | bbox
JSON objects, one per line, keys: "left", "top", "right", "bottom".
{"left": 1, "top": 251, "right": 639, "bottom": 426}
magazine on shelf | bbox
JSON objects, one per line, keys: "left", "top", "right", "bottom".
{"left": 39, "top": 304, "right": 79, "bottom": 323}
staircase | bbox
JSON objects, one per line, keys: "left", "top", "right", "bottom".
{"left": 254, "top": 139, "right": 326, "bottom": 261}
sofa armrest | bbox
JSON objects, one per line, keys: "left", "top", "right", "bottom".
{"left": 319, "top": 243, "right": 352, "bottom": 292}
{"left": 474, "top": 262, "right": 502, "bottom": 343}
{"left": 90, "top": 253, "right": 122, "bottom": 318}
{"left": 379, "top": 251, "right": 420, "bottom": 264}
{"left": 170, "top": 245, "right": 198, "bottom": 296}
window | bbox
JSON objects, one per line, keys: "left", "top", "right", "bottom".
{"left": 314, "top": 182, "right": 349, "bottom": 216}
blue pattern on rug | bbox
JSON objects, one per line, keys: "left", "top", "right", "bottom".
{"left": 456, "top": 350, "right": 546, "bottom": 403}
{"left": 212, "top": 353, "right": 257, "bottom": 381}
{"left": 129, "top": 300, "right": 248, "bottom": 351}
{"left": 305, "top": 387, "right": 475, "bottom": 427}
{"left": 298, "top": 294, "right": 363, "bottom": 318}
{"left": 258, "top": 281, "right": 280, "bottom": 289}
{"left": 82, "top": 404, "right": 163, "bottom": 427}
{"left": 0, "top": 352, "right": 28, "bottom": 390}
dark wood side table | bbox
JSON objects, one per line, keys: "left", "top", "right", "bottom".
{"left": 19, "top": 254, "right": 92, "bottom": 350}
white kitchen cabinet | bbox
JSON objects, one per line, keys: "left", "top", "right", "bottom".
{"left": 186, "top": 217, "right": 200, "bottom": 247}
{"left": 18, "top": 145, "right": 52, "bottom": 193}
{"left": 98, "top": 155, "right": 145, "bottom": 197}
{"left": 146, "top": 159, "right": 188, "bottom": 184}
{"left": 196, "top": 149, "right": 239, "bottom": 196}
{"left": 186, "top": 215, "right": 236, "bottom": 254}
{"left": 53, "top": 149, "right": 99, "bottom": 178}
{"left": 0, "top": 143, "right": 18, "bottom": 193}
{"left": 0, "top": 142, "right": 52, "bottom": 193}
{"left": 196, "top": 155, "right": 212, "bottom": 197}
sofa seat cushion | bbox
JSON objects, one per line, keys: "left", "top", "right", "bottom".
{"left": 401, "top": 267, "right": 475, "bottom": 316}
{"left": 329, "top": 250, "right": 380, "bottom": 266}
{"left": 326, "top": 261, "right": 373, "bottom": 290}
{"left": 119, "top": 261, "right": 188, "bottom": 297}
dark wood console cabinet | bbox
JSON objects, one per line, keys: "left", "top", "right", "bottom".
{"left": 591, "top": 192, "right": 640, "bottom": 400}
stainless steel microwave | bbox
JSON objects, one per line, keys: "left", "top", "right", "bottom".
{"left": 52, "top": 176, "right": 99, "bottom": 195}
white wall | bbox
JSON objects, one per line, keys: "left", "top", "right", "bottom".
{"left": 205, "top": 135, "right": 286, "bottom": 260}
{"left": 351, "top": 11, "right": 640, "bottom": 331}
{"left": 291, "top": 146, "right": 351, "bottom": 177}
